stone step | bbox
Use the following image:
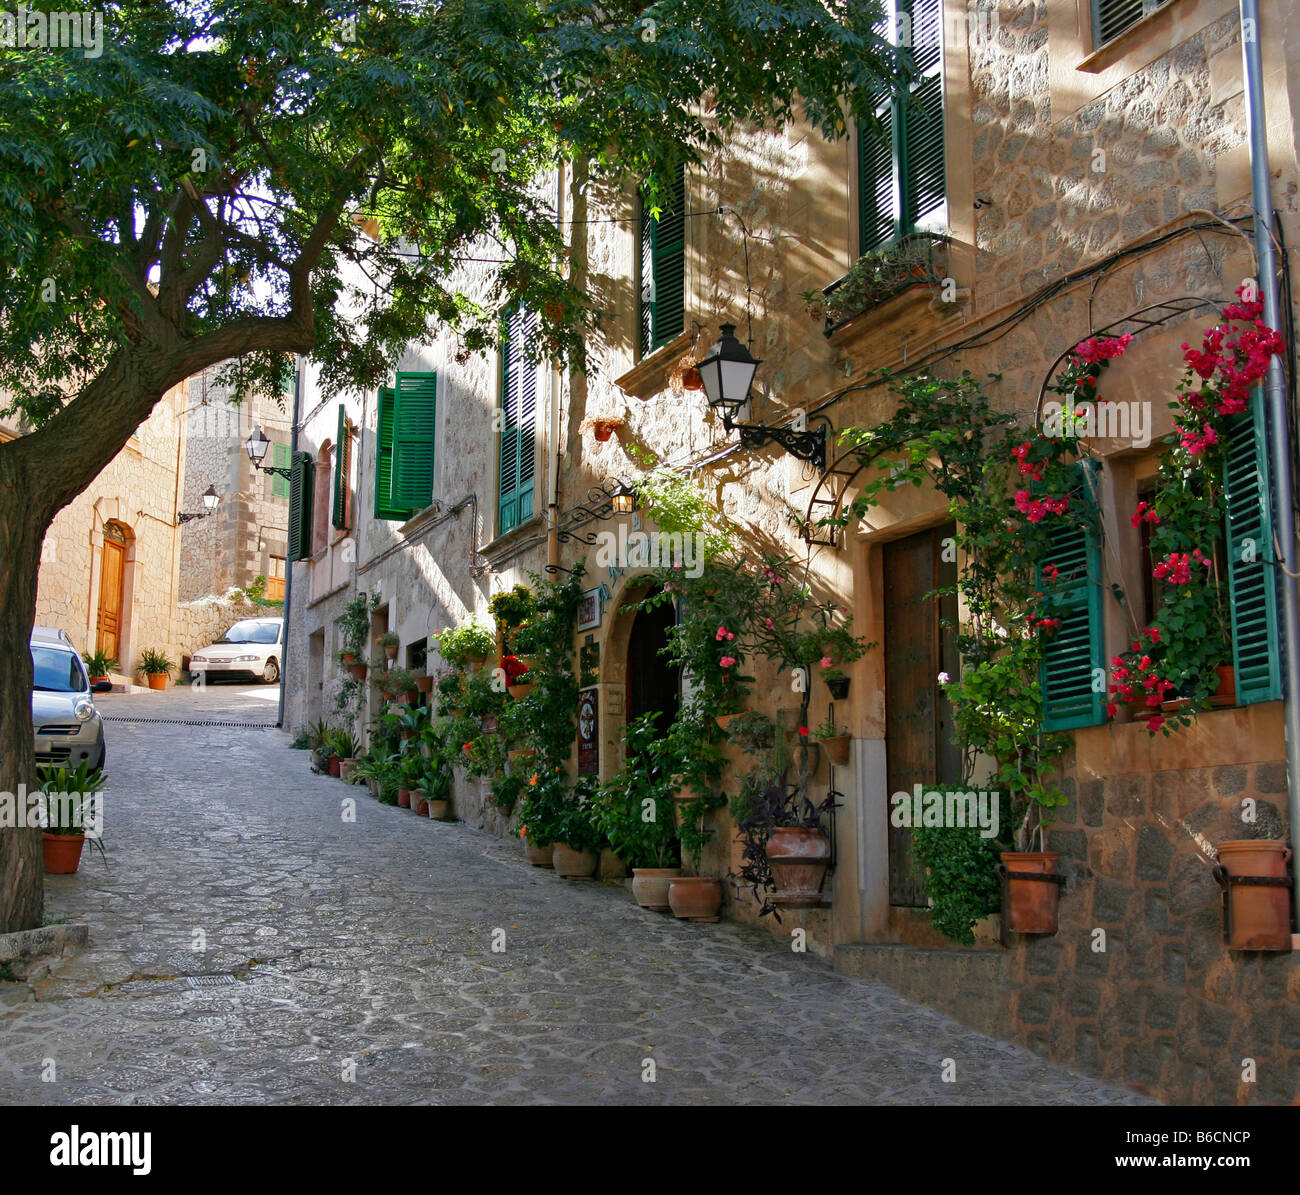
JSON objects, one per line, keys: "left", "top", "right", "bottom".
{"left": 833, "top": 942, "right": 1012, "bottom": 1038}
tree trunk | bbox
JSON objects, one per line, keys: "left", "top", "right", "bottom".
{"left": 0, "top": 452, "right": 52, "bottom": 932}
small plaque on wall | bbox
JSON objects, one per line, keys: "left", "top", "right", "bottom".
{"left": 580, "top": 641, "right": 600, "bottom": 688}
{"left": 578, "top": 687, "right": 599, "bottom": 775}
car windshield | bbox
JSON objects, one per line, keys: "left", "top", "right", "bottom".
{"left": 32, "top": 647, "right": 86, "bottom": 694}
{"left": 217, "top": 620, "right": 280, "bottom": 645}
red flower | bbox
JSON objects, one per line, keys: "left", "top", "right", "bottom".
{"left": 797, "top": 726, "right": 809, "bottom": 737}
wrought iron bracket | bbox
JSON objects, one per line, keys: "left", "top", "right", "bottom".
{"left": 253, "top": 463, "right": 293, "bottom": 480}
{"left": 724, "top": 414, "right": 828, "bottom": 471}
{"left": 554, "top": 481, "right": 624, "bottom": 545}
{"left": 996, "top": 865, "right": 1067, "bottom": 946}
{"left": 1212, "top": 864, "right": 1294, "bottom": 947}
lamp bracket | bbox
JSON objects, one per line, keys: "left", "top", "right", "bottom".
{"left": 723, "top": 414, "right": 828, "bottom": 472}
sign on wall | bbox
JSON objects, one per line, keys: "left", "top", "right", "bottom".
{"left": 578, "top": 686, "right": 599, "bottom": 776}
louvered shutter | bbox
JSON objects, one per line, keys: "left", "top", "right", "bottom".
{"left": 499, "top": 306, "right": 538, "bottom": 536}
{"left": 900, "top": 0, "right": 945, "bottom": 233}
{"left": 1224, "top": 388, "right": 1282, "bottom": 705}
{"left": 858, "top": 102, "right": 896, "bottom": 254}
{"left": 287, "top": 450, "right": 314, "bottom": 562}
{"left": 1092, "top": 0, "right": 1167, "bottom": 49}
{"left": 332, "top": 404, "right": 351, "bottom": 530}
{"left": 639, "top": 164, "right": 686, "bottom": 355}
{"left": 1040, "top": 464, "right": 1105, "bottom": 731}
{"left": 271, "top": 441, "right": 290, "bottom": 500}
{"left": 374, "top": 386, "right": 410, "bottom": 521}
{"left": 391, "top": 371, "right": 437, "bottom": 511}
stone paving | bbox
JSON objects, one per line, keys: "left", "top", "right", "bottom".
{"left": 0, "top": 685, "right": 1155, "bottom": 1105}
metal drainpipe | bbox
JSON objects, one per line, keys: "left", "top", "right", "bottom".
{"left": 1241, "top": 0, "right": 1300, "bottom": 861}
{"left": 548, "top": 160, "right": 565, "bottom": 571}
{"left": 276, "top": 355, "right": 303, "bottom": 729}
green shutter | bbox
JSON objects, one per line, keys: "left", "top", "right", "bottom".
{"left": 271, "top": 442, "right": 290, "bottom": 500}
{"left": 287, "top": 450, "right": 314, "bottom": 562}
{"left": 499, "top": 306, "right": 538, "bottom": 536}
{"left": 1092, "top": 0, "right": 1166, "bottom": 49}
{"left": 374, "top": 386, "right": 410, "bottom": 521}
{"left": 1224, "top": 388, "right": 1282, "bottom": 705}
{"left": 332, "top": 405, "right": 351, "bottom": 530}
{"left": 391, "top": 371, "right": 437, "bottom": 512}
{"left": 858, "top": 103, "right": 896, "bottom": 254}
{"left": 1040, "top": 463, "right": 1105, "bottom": 731}
{"left": 639, "top": 164, "right": 685, "bottom": 355}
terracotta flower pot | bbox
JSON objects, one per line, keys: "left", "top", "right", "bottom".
{"left": 412, "top": 793, "right": 429, "bottom": 816}
{"left": 525, "top": 839, "right": 554, "bottom": 867}
{"left": 592, "top": 420, "right": 616, "bottom": 442}
{"left": 88, "top": 675, "right": 109, "bottom": 687}
{"left": 552, "top": 843, "right": 598, "bottom": 879}
{"left": 1215, "top": 840, "right": 1293, "bottom": 951}
{"left": 397, "top": 788, "right": 411, "bottom": 808}
{"left": 714, "top": 713, "right": 741, "bottom": 731}
{"left": 820, "top": 735, "right": 851, "bottom": 766}
{"left": 415, "top": 674, "right": 434, "bottom": 693}
{"left": 43, "top": 833, "right": 86, "bottom": 875}
{"left": 1000, "top": 851, "right": 1062, "bottom": 934}
{"left": 146, "top": 673, "right": 168, "bottom": 690}
{"left": 766, "top": 827, "right": 831, "bottom": 906}
{"left": 328, "top": 756, "right": 342, "bottom": 778}
{"left": 348, "top": 663, "right": 368, "bottom": 682}
{"left": 383, "top": 644, "right": 399, "bottom": 661}
{"left": 633, "top": 867, "right": 682, "bottom": 912}
{"left": 339, "top": 758, "right": 358, "bottom": 784}
{"left": 682, "top": 365, "right": 704, "bottom": 391}
{"left": 507, "top": 682, "right": 535, "bottom": 700}
{"left": 429, "top": 799, "right": 451, "bottom": 821}
{"left": 668, "top": 876, "right": 723, "bottom": 922}
{"left": 340, "top": 651, "right": 358, "bottom": 666}
{"left": 1210, "top": 664, "right": 1237, "bottom": 709}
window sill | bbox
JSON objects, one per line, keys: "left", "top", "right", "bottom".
{"left": 1076, "top": 0, "right": 1187, "bottom": 75}
{"left": 479, "top": 514, "right": 545, "bottom": 565}
{"left": 614, "top": 331, "right": 694, "bottom": 401}
{"left": 823, "top": 281, "right": 967, "bottom": 360}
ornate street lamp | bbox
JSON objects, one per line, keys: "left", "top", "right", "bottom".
{"left": 610, "top": 480, "right": 638, "bottom": 515}
{"left": 245, "top": 425, "right": 292, "bottom": 478}
{"left": 177, "top": 484, "right": 220, "bottom": 525}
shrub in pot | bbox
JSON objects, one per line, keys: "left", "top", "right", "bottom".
{"left": 813, "top": 715, "right": 851, "bottom": 767}
{"left": 36, "top": 760, "right": 107, "bottom": 875}
{"left": 376, "top": 631, "right": 400, "bottom": 661}
{"left": 434, "top": 618, "right": 496, "bottom": 667}
{"left": 138, "top": 647, "right": 174, "bottom": 690}
{"left": 81, "top": 649, "right": 118, "bottom": 686}
{"left": 730, "top": 774, "right": 835, "bottom": 919}
{"left": 550, "top": 779, "right": 604, "bottom": 878}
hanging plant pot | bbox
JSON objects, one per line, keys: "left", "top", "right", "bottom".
{"left": 632, "top": 867, "right": 682, "bottom": 912}
{"left": 552, "top": 843, "right": 598, "bottom": 879}
{"left": 415, "top": 674, "right": 435, "bottom": 694}
{"left": 348, "top": 662, "right": 368, "bottom": 682}
{"left": 820, "top": 735, "right": 852, "bottom": 767}
{"left": 1213, "top": 840, "right": 1293, "bottom": 950}
{"left": 524, "top": 838, "right": 554, "bottom": 868}
{"left": 508, "top": 681, "right": 535, "bottom": 700}
{"left": 592, "top": 419, "right": 619, "bottom": 442}
{"left": 383, "top": 644, "right": 399, "bottom": 661}
{"left": 766, "top": 827, "right": 831, "bottom": 907}
{"left": 999, "top": 852, "right": 1063, "bottom": 934}
{"left": 340, "top": 651, "right": 359, "bottom": 666}
{"left": 400, "top": 688, "right": 420, "bottom": 706}
{"left": 714, "top": 712, "right": 742, "bottom": 731}
{"left": 825, "top": 677, "right": 850, "bottom": 700}
{"left": 668, "top": 877, "right": 723, "bottom": 922}
{"left": 43, "top": 833, "right": 86, "bottom": 875}
{"left": 682, "top": 365, "right": 704, "bottom": 391}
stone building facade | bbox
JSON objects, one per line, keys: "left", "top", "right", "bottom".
{"left": 284, "top": 0, "right": 1299, "bottom": 1104}
{"left": 2, "top": 381, "right": 190, "bottom": 677}
{"left": 179, "top": 361, "right": 292, "bottom": 603}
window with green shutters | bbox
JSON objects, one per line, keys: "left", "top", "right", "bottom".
{"left": 1223, "top": 389, "right": 1282, "bottom": 705}
{"left": 287, "top": 450, "right": 314, "bottom": 562}
{"left": 858, "top": 0, "right": 946, "bottom": 255}
{"left": 332, "top": 404, "right": 352, "bottom": 530}
{"left": 271, "top": 441, "right": 290, "bottom": 500}
{"left": 639, "top": 163, "right": 686, "bottom": 357}
{"left": 1091, "top": 0, "right": 1171, "bottom": 50}
{"left": 498, "top": 305, "right": 538, "bottom": 537}
{"left": 373, "top": 373, "right": 437, "bottom": 521}
{"left": 1039, "top": 463, "right": 1106, "bottom": 731}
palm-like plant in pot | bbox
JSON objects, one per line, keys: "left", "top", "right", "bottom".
{"left": 137, "top": 647, "right": 173, "bottom": 690}
{"left": 36, "top": 760, "right": 107, "bottom": 874}
{"left": 81, "top": 649, "right": 118, "bottom": 685}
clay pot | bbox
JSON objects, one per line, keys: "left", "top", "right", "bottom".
{"left": 552, "top": 843, "right": 598, "bottom": 879}
{"left": 415, "top": 674, "right": 434, "bottom": 694}
{"left": 383, "top": 644, "right": 399, "bottom": 661}
{"left": 397, "top": 788, "right": 411, "bottom": 808}
{"left": 340, "top": 651, "right": 359, "bottom": 666}
{"left": 766, "top": 827, "right": 831, "bottom": 907}
{"left": 668, "top": 877, "right": 723, "bottom": 922}
{"left": 339, "top": 758, "right": 358, "bottom": 785}
{"left": 146, "top": 673, "right": 168, "bottom": 690}
{"left": 632, "top": 867, "right": 682, "bottom": 912}
{"left": 1215, "top": 840, "right": 1293, "bottom": 951}
{"left": 820, "top": 735, "right": 851, "bottom": 767}
{"left": 413, "top": 794, "right": 429, "bottom": 816}
{"left": 525, "top": 839, "right": 554, "bottom": 868}
{"left": 429, "top": 799, "right": 451, "bottom": 821}
{"left": 682, "top": 365, "right": 704, "bottom": 391}
{"left": 42, "top": 833, "right": 85, "bottom": 875}
{"left": 348, "top": 663, "right": 368, "bottom": 681}
{"left": 88, "top": 675, "right": 109, "bottom": 687}
{"left": 714, "top": 713, "right": 741, "bottom": 731}
{"left": 328, "top": 756, "right": 342, "bottom": 778}
{"left": 1000, "top": 852, "right": 1061, "bottom": 934}
{"left": 592, "top": 420, "right": 617, "bottom": 442}
{"left": 507, "top": 682, "right": 535, "bottom": 700}
{"left": 1210, "top": 664, "right": 1237, "bottom": 709}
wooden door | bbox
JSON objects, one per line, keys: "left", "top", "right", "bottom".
{"left": 883, "top": 523, "right": 959, "bottom": 907}
{"left": 96, "top": 538, "right": 125, "bottom": 660}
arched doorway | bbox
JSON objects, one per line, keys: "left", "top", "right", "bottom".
{"left": 96, "top": 521, "right": 129, "bottom": 661}
{"left": 624, "top": 588, "right": 680, "bottom": 736}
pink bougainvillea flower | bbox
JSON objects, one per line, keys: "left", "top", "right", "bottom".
{"left": 819, "top": 656, "right": 832, "bottom": 668}
{"left": 715, "top": 625, "right": 729, "bottom": 641}
{"left": 719, "top": 656, "right": 736, "bottom": 668}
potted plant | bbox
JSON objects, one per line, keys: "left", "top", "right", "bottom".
{"left": 305, "top": 720, "right": 334, "bottom": 772}
{"left": 822, "top": 667, "right": 850, "bottom": 701}
{"left": 81, "top": 649, "right": 117, "bottom": 686}
{"left": 730, "top": 773, "right": 835, "bottom": 918}
{"left": 376, "top": 631, "right": 400, "bottom": 661}
{"left": 1213, "top": 839, "right": 1293, "bottom": 950}
{"left": 36, "top": 760, "right": 106, "bottom": 874}
{"left": 425, "top": 763, "right": 453, "bottom": 821}
{"left": 138, "top": 647, "right": 173, "bottom": 690}
{"left": 501, "top": 654, "right": 534, "bottom": 699}
{"left": 434, "top": 618, "right": 496, "bottom": 667}
{"left": 489, "top": 585, "right": 537, "bottom": 655}
{"left": 814, "top": 714, "right": 851, "bottom": 766}
{"left": 338, "top": 593, "right": 374, "bottom": 665}
{"left": 668, "top": 794, "right": 724, "bottom": 922}
{"left": 551, "top": 778, "right": 604, "bottom": 879}
{"left": 580, "top": 414, "right": 626, "bottom": 442}
{"left": 338, "top": 651, "right": 368, "bottom": 682}
{"left": 383, "top": 666, "right": 422, "bottom": 706}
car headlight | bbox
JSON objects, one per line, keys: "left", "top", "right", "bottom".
{"left": 235, "top": 654, "right": 260, "bottom": 662}
{"left": 73, "top": 700, "right": 94, "bottom": 723}
{"left": 192, "top": 656, "right": 206, "bottom": 664}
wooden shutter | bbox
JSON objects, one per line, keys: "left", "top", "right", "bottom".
{"left": 271, "top": 442, "right": 290, "bottom": 499}
{"left": 639, "top": 164, "right": 686, "bottom": 354}
{"left": 901, "top": 0, "right": 945, "bottom": 234}
{"left": 391, "top": 371, "right": 437, "bottom": 511}
{"left": 499, "top": 306, "right": 538, "bottom": 536}
{"left": 287, "top": 450, "right": 314, "bottom": 561}
{"left": 858, "top": 102, "right": 896, "bottom": 254}
{"left": 1092, "top": 0, "right": 1165, "bottom": 49}
{"left": 1039, "top": 464, "right": 1105, "bottom": 731}
{"left": 374, "top": 386, "right": 411, "bottom": 521}
{"left": 332, "top": 404, "right": 352, "bottom": 530}
{"left": 1224, "top": 389, "right": 1282, "bottom": 705}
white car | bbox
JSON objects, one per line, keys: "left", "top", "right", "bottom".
{"left": 190, "top": 617, "right": 284, "bottom": 684}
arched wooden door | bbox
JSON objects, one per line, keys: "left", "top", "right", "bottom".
{"left": 625, "top": 592, "right": 680, "bottom": 735}
{"left": 96, "top": 525, "right": 127, "bottom": 660}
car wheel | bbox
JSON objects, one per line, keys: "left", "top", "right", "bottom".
{"left": 262, "top": 658, "right": 280, "bottom": 684}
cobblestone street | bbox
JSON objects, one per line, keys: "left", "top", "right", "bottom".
{"left": 0, "top": 687, "right": 1153, "bottom": 1106}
